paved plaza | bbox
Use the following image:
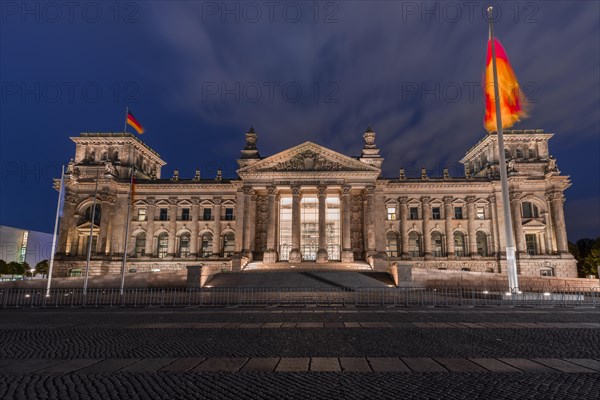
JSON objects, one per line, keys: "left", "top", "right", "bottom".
{"left": 1, "top": 307, "right": 599, "bottom": 399}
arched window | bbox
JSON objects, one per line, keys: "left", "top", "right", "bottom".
{"left": 134, "top": 232, "right": 146, "bottom": 257}
{"left": 179, "top": 233, "right": 190, "bottom": 258}
{"left": 385, "top": 231, "right": 399, "bottom": 257}
{"left": 454, "top": 232, "right": 466, "bottom": 257}
{"left": 522, "top": 202, "right": 539, "bottom": 218}
{"left": 528, "top": 148, "right": 535, "bottom": 159}
{"left": 476, "top": 231, "right": 488, "bottom": 257}
{"left": 431, "top": 231, "right": 444, "bottom": 257}
{"left": 223, "top": 232, "right": 235, "bottom": 257}
{"left": 83, "top": 205, "right": 101, "bottom": 225}
{"left": 515, "top": 148, "right": 524, "bottom": 158}
{"left": 201, "top": 232, "right": 213, "bottom": 258}
{"left": 504, "top": 148, "right": 511, "bottom": 159}
{"left": 113, "top": 151, "right": 119, "bottom": 161}
{"left": 408, "top": 232, "right": 422, "bottom": 257}
{"left": 88, "top": 149, "right": 96, "bottom": 161}
{"left": 100, "top": 150, "right": 108, "bottom": 161}
{"left": 157, "top": 233, "right": 169, "bottom": 258}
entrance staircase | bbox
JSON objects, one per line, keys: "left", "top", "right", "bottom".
{"left": 206, "top": 261, "right": 394, "bottom": 288}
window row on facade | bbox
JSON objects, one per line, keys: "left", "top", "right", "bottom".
{"left": 134, "top": 206, "right": 235, "bottom": 222}
{"left": 385, "top": 201, "right": 540, "bottom": 221}
{"left": 132, "top": 231, "right": 236, "bottom": 259}
{"left": 385, "top": 229, "right": 546, "bottom": 258}
{"left": 385, "top": 230, "right": 489, "bottom": 258}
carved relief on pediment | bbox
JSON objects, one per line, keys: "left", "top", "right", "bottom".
{"left": 270, "top": 150, "right": 346, "bottom": 171}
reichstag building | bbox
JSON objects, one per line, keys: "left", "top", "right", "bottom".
{"left": 53, "top": 128, "right": 576, "bottom": 278}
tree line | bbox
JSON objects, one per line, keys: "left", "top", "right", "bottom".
{"left": 569, "top": 237, "right": 600, "bottom": 278}
{"left": 0, "top": 259, "right": 49, "bottom": 279}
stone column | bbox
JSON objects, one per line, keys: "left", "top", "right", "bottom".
{"left": 234, "top": 189, "right": 245, "bottom": 252}
{"left": 103, "top": 197, "right": 117, "bottom": 255}
{"left": 421, "top": 196, "right": 431, "bottom": 258}
{"left": 547, "top": 191, "right": 568, "bottom": 253}
{"left": 443, "top": 196, "right": 454, "bottom": 257}
{"left": 466, "top": 196, "right": 478, "bottom": 256}
{"left": 399, "top": 196, "right": 409, "bottom": 258}
{"left": 241, "top": 188, "right": 253, "bottom": 258}
{"left": 289, "top": 185, "right": 303, "bottom": 263}
{"left": 489, "top": 195, "right": 500, "bottom": 257}
{"left": 543, "top": 202, "right": 557, "bottom": 254}
{"left": 60, "top": 196, "right": 77, "bottom": 254}
{"left": 213, "top": 197, "right": 222, "bottom": 257}
{"left": 316, "top": 185, "right": 329, "bottom": 263}
{"left": 341, "top": 185, "right": 354, "bottom": 262}
{"left": 110, "top": 196, "right": 128, "bottom": 255}
{"left": 97, "top": 199, "right": 112, "bottom": 255}
{"left": 248, "top": 192, "right": 257, "bottom": 254}
{"left": 167, "top": 199, "right": 177, "bottom": 256}
{"left": 263, "top": 185, "right": 279, "bottom": 263}
{"left": 144, "top": 200, "right": 156, "bottom": 256}
{"left": 510, "top": 194, "right": 526, "bottom": 254}
{"left": 190, "top": 199, "right": 199, "bottom": 257}
{"left": 364, "top": 185, "right": 377, "bottom": 258}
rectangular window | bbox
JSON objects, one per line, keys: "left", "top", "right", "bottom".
{"left": 181, "top": 208, "right": 190, "bottom": 221}
{"left": 387, "top": 206, "right": 397, "bottom": 220}
{"left": 409, "top": 207, "right": 419, "bottom": 220}
{"left": 203, "top": 208, "right": 212, "bottom": 221}
{"left": 225, "top": 207, "right": 234, "bottom": 220}
{"left": 432, "top": 207, "right": 441, "bottom": 220}
{"left": 526, "top": 234, "right": 539, "bottom": 255}
{"left": 540, "top": 269, "right": 554, "bottom": 277}
{"left": 137, "top": 208, "right": 146, "bottom": 221}
{"left": 454, "top": 207, "right": 463, "bottom": 219}
{"left": 476, "top": 206, "right": 485, "bottom": 220}
{"left": 159, "top": 208, "right": 168, "bottom": 221}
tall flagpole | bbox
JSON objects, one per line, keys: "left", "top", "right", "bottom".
{"left": 120, "top": 162, "right": 134, "bottom": 295}
{"left": 488, "top": 6, "right": 520, "bottom": 293}
{"left": 124, "top": 106, "right": 129, "bottom": 134}
{"left": 83, "top": 165, "right": 101, "bottom": 295}
{"left": 46, "top": 165, "right": 65, "bottom": 297}
{"left": 120, "top": 108, "right": 134, "bottom": 295}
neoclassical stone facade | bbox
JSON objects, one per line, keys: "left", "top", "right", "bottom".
{"left": 53, "top": 128, "right": 577, "bottom": 278}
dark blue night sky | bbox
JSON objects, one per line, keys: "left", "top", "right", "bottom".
{"left": 1, "top": 1, "right": 598, "bottom": 240}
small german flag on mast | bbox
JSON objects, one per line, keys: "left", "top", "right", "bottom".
{"left": 126, "top": 109, "right": 145, "bottom": 134}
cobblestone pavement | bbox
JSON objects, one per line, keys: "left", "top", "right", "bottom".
{"left": 0, "top": 307, "right": 598, "bottom": 399}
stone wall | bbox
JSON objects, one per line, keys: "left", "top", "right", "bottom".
{"left": 388, "top": 256, "right": 577, "bottom": 278}
{"left": 410, "top": 268, "right": 598, "bottom": 291}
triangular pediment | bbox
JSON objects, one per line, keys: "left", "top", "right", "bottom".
{"left": 76, "top": 221, "right": 100, "bottom": 231}
{"left": 238, "top": 141, "right": 380, "bottom": 175}
{"left": 522, "top": 219, "right": 546, "bottom": 228}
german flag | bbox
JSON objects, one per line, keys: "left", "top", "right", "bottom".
{"left": 484, "top": 38, "right": 528, "bottom": 132}
{"left": 126, "top": 111, "right": 145, "bottom": 134}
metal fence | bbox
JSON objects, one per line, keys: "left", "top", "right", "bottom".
{"left": 1, "top": 287, "right": 599, "bottom": 308}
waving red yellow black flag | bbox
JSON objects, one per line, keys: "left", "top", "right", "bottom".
{"left": 484, "top": 38, "right": 528, "bottom": 132}
{"left": 126, "top": 110, "right": 145, "bottom": 134}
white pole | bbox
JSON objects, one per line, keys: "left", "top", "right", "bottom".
{"left": 46, "top": 165, "right": 64, "bottom": 297}
{"left": 83, "top": 165, "right": 101, "bottom": 295}
{"left": 124, "top": 106, "right": 129, "bottom": 134}
{"left": 120, "top": 157, "right": 135, "bottom": 296}
{"left": 488, "top": 6, "right": 520, "bottom": 293}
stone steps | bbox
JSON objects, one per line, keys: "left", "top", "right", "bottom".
{"left": 206, "top": 271, "right": 394, "bottom": 288}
